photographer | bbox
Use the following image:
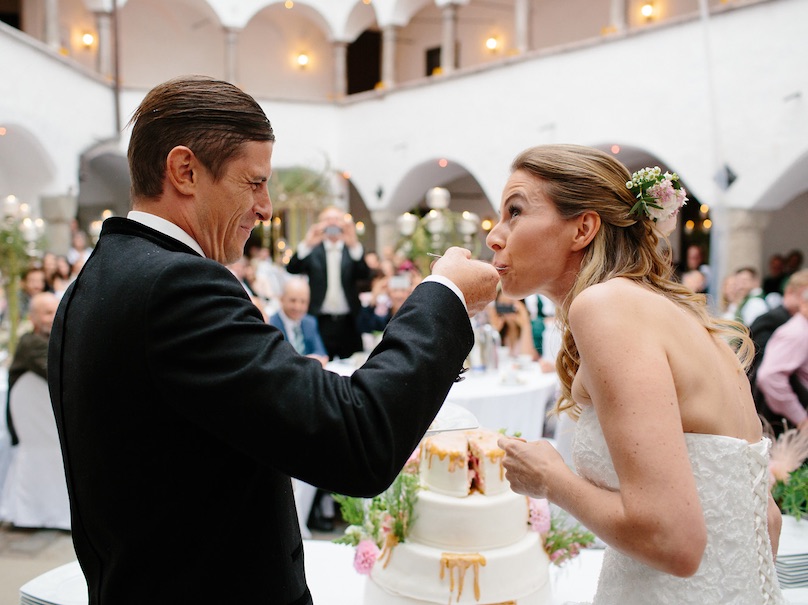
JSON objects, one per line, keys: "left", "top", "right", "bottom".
{"left": 287, "top": 206, "right": 370, "bottom": 360}
{"left": 487, "top": 292, "right": 554, "bottom": 372}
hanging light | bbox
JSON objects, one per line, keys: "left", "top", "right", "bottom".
{"left": 296, "top": 52, "right": 310, "bottom": 69}
{"left": 641, "top": 3, "right": 655, "bottom": 19}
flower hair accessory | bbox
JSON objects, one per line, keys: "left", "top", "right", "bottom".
{"left": 626, "top": 166, "right": 688, "bottom": 236}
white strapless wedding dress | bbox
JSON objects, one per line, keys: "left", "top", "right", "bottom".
{"left": 570, "top": 404, "right": 787, "bottom": 604}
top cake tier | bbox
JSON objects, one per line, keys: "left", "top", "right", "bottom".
{"left": 420, "top": 429, "right": 509, "bottom": 497}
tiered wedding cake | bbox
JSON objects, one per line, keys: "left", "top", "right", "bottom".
{"left": 365, "top": 429, "right": 551, "bottom": 604}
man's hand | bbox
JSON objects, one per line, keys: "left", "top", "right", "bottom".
{"left": 431, "top": 247, "right": 499, "bottom": 317}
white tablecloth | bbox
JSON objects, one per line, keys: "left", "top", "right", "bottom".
{"left": 326, "top": 360, "right": 559, "bottom": 442}
{"left": 445, "top": 365, "right": 559, "bottom": 441}
{"left": 20, "top": 538, "right": 808, "bottom": 604}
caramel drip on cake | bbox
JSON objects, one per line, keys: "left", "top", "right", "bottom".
{"left": 439, "top": 552, "right": 486, "bottom": 601}
{"left": 379, "top": 532, "right": 399, "bottom": 569}
{"left": 423, "top": 441, "right": 467, "bottom": 473}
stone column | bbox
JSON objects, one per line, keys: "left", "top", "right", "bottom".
{"left": 514, "top": 0, "right": 531, "bottom": 53}
{"left": 224, "top": 27, "right": 240, "bottom": 84}
{"left": 44, "top": 0, "right": 60, "bottom": 49}
{"left": 41, "top": 195, "right": 78, "bottom": 257}
{"left": 332, "top": 41, "right": 348, "bottom": 99}
{"left": 720, "top": 207, "right": 771, "bottom": 277}
{"left": 609, "top": 0, "right": 628, "bottom": 33}
{"left": 441, "top": 3, "right": 458, "bottom": 75}
{"left": 371, "top": 209, "right": 400, "bottom": 256}
{"left": 381, "top": 25, "right": 398, "bottom": 89}
{"left": 94, "top": 11, "right": 113, "bottom": 79}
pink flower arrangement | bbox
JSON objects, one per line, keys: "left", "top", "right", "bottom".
{"left": 528, "top": 498, "right": 596, "bottom": 567}
{"left": 353, "top": 539, "right": 381, "bottom": 575}
{"left": 528, "top": 498, "right": 552, "bottom": 535}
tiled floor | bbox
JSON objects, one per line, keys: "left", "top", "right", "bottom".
{"left": 0, "top": 520, "right": 347, "bottom": 605}
{"left": 0, "top": 524, "right": 76, "bottom": 605}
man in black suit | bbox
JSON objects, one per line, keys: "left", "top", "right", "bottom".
{"left": 287, "top": 206, "right": 369, "bottom": 360}
{"left": 48, "top": 76, "right": 499, "bottom": 605}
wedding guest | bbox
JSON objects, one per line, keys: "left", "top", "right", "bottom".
{"left": 490, "top": 145, "right": 784, "bottom": 603}
{"left": 682, "top": 244, "right": 710, "bottom": 293}
{"left": 48, "top": 75, "right": 499, "bottom": 605}
{"left": 785, "top": 248, "right": 804, "bottom": 276}
{"left": 18, "top": 265, "right": 47, "bottom": 319}
{"left": 763, "top": 253, "right": 786, "bottom": 296}
{"left": 749, "top": 270, "right": 808, "bottom": 434}
{"left": 486, "top": 292, "right": 539, "bottom": 361}
{"left": 287, "top": 207, "right": 370, "bottom": 360}
{"left": 757, "top": 287, "right": 808, "bottom": 433}
{"left": 357, "top": 273, "right": 414, "bottom": 334}
{"left": 6, "top": 292, "right": 59, "bottom": 446}
{"left": 268, "top": 278, "right": 328, "bottom": 367}
{"left": 723, "top": 266, "right": 769, "bottom": 326}
{"left": 66, "top": 230, "right": 92, "bottom": 269}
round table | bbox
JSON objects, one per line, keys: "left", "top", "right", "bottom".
{"left": 445, "top": 364, "right": 559, "bottom": 441}
{"left": 20, "top": 536, "right": 808, "bottom": 604}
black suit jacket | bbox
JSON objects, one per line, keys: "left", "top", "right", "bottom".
{"left": 48, "top": 218, "right": 471, "bottom": 604}
{"left": 286, "top": 243, "right": 369, "bottom": 317}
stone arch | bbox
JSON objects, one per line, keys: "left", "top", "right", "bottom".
{"left": 118, "top": 0, "right": 227, "bottom": 89}
{"left": 384, "top": 156, "right": 493, "bottom": 259}
{"left": 758, "top": 148, "right": 808, "bottom": 265}
{"left": 0, "top": 124, "right": 58, "bottom": 213}
{"left": 77, "top": 139, "right": 130, "bottom": 230}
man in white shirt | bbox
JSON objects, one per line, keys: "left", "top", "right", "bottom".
{"left": 287, "top": 206, "right": 370, "bottom": 359}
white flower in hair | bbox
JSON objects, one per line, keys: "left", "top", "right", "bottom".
{"left": 626, "top": 166, "right": 688, "bottom": 236}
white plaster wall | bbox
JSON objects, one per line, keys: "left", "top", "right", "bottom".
{"left": 762, "top": 191, "right": 808, "bottom": 262}
{"left": 238, "top": 5, "right": 334, "bottom": 101}
{"left": 0, "top": 24, "right": 116, "bottom": 204}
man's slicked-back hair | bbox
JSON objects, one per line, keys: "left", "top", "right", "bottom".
{"left": 127, "top": 75, "right": 275, "bottom": 200}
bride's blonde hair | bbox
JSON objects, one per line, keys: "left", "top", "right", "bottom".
{"left": 510, "top": 144, "right": 753, "bottom": 417}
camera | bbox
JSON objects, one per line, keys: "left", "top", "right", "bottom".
{"left": 324, "top": 225, "right": 343, "bottom": 237}
{"left": 495, "top": 302, "right": 516, "bottom": 315}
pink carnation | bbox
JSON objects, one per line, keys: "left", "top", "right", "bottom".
{"left": 528, "top": 498, "right": 551, "bottom": 535}
{"left": 646, "top": 179, "right": 687, "bottom": 223}
{"left": 354, "top": 539, "right": 381, "bottom": 575}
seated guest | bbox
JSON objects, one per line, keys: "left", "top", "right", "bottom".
{"left": 357, "top": 273, "right": 414, "bottom": 334}
{"left": 757, "top": 282, "right": 808, "bottom": 433}
{"left": 269, "top": 278, "right": 328, "bottom": 367}
{"left": 750, "top": 270, "right": 808, "bottom": 433}
{"left": 487, "top": 292, "right": 554, "bottom": 372}
{"left": 6, "top": 292, "right": 59, "bottom": 446}
{"left": 722, "top": 267, "right": 769, "bottom": 327}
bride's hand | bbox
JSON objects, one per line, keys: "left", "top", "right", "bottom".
{"left": 497, "top": 436, "right": 568, "bottom": 500}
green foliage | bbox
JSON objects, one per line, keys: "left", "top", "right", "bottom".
{"left": 773, "top": 466, "right": 808, "bottom": 520}
{"left": 333, "top": 469, "right": 421, "bottom": 548}
{"left": 544, "top": 509, "right": 596, "bottom": 566}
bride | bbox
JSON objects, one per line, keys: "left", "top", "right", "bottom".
{"left": 489, "top": 144, "right": 785, "bottom": 604}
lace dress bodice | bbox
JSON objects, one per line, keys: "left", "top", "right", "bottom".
{"left": 571, "top": 404, "right": 786, "bottom": 605}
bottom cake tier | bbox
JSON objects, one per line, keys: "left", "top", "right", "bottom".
{"left": 368, "top": 532, "right": 550, "bottom": 604}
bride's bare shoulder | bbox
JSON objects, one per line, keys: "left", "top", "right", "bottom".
{"left": 569, "top": 278, "right": 663, "bottom": 327}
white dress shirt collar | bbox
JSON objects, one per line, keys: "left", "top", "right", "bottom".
{"left": 127, "top": 211, "right": 206, "bottom": 258}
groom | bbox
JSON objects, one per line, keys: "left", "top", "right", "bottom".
{"left": 48, "top": 75, "right": 499, "bottom": 605}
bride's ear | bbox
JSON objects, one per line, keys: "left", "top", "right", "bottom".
{"left": 570, "top": 211, "right": 600, "bottom": 252}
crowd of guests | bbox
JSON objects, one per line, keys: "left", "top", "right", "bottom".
{"left": 1, "top": 200, "right": 805, "bottom": 535}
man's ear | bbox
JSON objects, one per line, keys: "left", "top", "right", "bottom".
{"left": 570, "top": 211, "right": 600, "bottom": 252}
{"left": 165, "top": 146, "right": 197, "bottom": 196}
